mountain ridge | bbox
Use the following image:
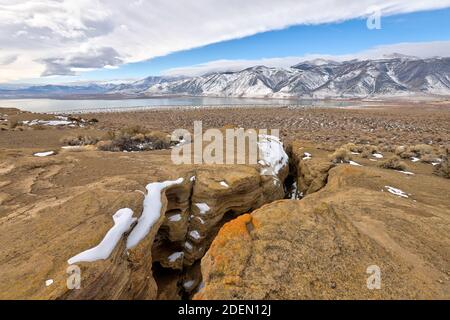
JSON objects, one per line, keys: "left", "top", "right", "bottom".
{"left": 2, "top": 56, "right": 450, "bottom": 99}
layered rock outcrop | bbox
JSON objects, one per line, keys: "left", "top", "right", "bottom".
{"left": 195, "top": 164, "right": 450, "bottom": 299}
{"left": 0, "top": 142, "right": 289, "bottom": 299}
{"left": 290, "top": 141, "right": 334, "bottom": 196}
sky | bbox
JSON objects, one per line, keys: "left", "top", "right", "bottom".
{"left": 1, "top": 0, "right": 450, "bottom": 85}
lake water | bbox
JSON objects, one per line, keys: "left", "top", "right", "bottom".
{"left": 0, "top": 97, "right": 360, "bottom": 113}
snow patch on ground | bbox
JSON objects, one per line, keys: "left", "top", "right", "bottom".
{"left": 61, "top": 146, "right": 82, "bottom": 150}
{"left": 34, "top": 151, "right": 55, "bottom": 157}
{"left": 372, "top": 153, "right": 384, "bottom": 159}
{"left": 126, "top": 178, "right": 184, "bottom": 249}
{"left": 302, "top": 152, "right": 312, "bottom": 160}
{"left": 68, "top": 208, "right": 136, "bottom": 264}
{"left": 349, "top": 160, "right": 362, "bottom": 166}
{"left": 45, "top": 279, "right": 53, "bottom": 287}
{"left": 23, "top": 119, "right": 74, "bottom": 126}
{"left": 411, "top": 157, "right": 420, "bottom": 162}
{"left": 385, "top": 186, "right": 409, "bottom": 198}
{"left": 397, "top": 170, "right": 414, "bottom": 175}
{"left": 431, "top": 159, "right": 442, "bottom": 166}
{"left": 219, "top": 181, "right": 229, "bottom": 188}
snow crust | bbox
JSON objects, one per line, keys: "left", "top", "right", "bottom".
{"left": 126, "top": 178, "right": 184, "bottom": 249}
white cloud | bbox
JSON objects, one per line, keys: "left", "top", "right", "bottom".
{"left": 0, "top": 54, "right": 18, "bottom": 65}
{"left": 358, "top": 40, "right": 450, "bottom": 59}
{"left": 1, "top": 0, "right": 450, "bottom": 82}
{"left": 162, "top": 40, "right": 450, "bottom": 76}
{"left": 162, "top": 58, "right": 305, "bottom": 76}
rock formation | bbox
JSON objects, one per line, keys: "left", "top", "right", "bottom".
{"left": 0, "top": 143, "right": 289, "bottom": 299}
{"left": 195, "top": 163, "right": 450, "bottom": 299}
{"left": 1, "top": 127, "right": 449, "bottom": 300}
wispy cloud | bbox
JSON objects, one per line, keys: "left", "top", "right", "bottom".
{"left": 1, "top": 0, "right": 450, "bottom": 82}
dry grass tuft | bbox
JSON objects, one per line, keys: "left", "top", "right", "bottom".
{"left": 433, "top": 156, "right": 450, "bottom": 179}
{"left": 378, "top": 156, "right": 407, "bottom": 171}
{"left": 61, "top": 135, "right": 99, "bottom": 146}
{"left": 97, "top": 126, "right": 172, "bottom": 152}
{"left": 8, "top": 119, "right": 19, "bottom": 129}
{"left": 360, "top": 145, "right": 379, "bottom": 158}
{"left": 330, "top": 147, "right": 352, "bottom": 164}
{"left": 410, "top": 144, "right": 433, "bottom": 157}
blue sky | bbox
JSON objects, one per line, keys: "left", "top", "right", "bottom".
{"left": 2, "top": 1, "right": 450, "bottom": 84}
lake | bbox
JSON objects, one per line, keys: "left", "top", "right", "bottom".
{"left": 0, "top": 97, "right": 360, "bottom": 113}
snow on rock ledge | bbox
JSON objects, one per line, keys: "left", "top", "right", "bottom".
{"left": 257, "top": 134, "right": 289, "bottom": 176}
{"left": 68, "top": 208, "right": 136, "bottom": 264}
{"left": 195, "top": 202, "right": 210, "bottom": 214}
{"left": 126, "top": 178, "right": 184, "bottom": 249}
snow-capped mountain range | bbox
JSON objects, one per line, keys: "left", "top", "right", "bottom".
{"left": 2, "top": 56, "right": 450, "bottom": 99}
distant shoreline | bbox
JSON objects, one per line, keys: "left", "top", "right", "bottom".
{"left": 1, "top": 95, "right": 449, "bottom": 115}
{"left": 1, "top": 93, "right": 449, "bottom": 101}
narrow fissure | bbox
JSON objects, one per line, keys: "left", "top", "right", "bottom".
{"left": 151, "top": 144, "right": 331, "bottom": 300}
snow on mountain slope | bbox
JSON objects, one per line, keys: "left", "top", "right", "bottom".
{"left": 140, "top": 57, "right": 450, "bottom": 98}
{"left": 2, "top": 57, "right": 450, "bottom": 98}
{"left": 145, "top": 66, "right": 292, "bottom": 97}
